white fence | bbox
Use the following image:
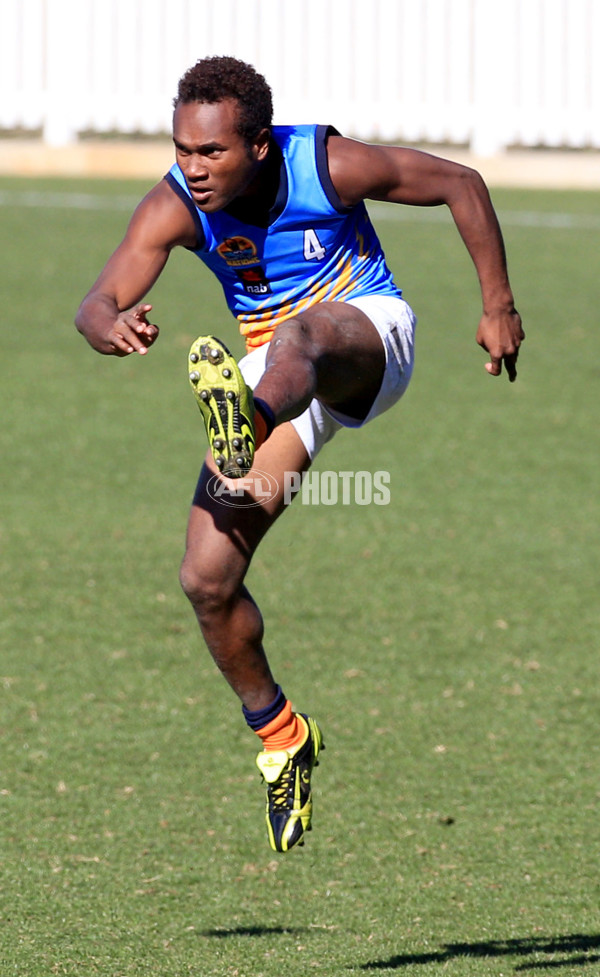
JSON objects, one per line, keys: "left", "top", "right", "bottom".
{"left": 2, "top": 0, "right": 600, "bottom": 154}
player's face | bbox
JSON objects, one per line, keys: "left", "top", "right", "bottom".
{"left": 172, "top": 99, "right": 269, "bottom": 213}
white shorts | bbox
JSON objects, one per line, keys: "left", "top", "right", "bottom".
{"left": 238, "top": 294, "right": 417, "bottom": 461}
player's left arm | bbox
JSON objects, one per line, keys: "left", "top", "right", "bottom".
{"left": 327, "top": 137, "right": 524, "bottom": 381}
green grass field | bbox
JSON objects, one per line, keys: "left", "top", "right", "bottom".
{"left": 1, "top": 174, "right": 599, "bottom": 976}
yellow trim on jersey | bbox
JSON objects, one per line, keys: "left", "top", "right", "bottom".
{"left": 239, "top": 252, "right": 364, "bottom": 350}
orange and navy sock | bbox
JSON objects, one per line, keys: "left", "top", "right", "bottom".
{"left": 253, "top": 397, "right": 276, "bottom": 450}
{"left": 243, "top": 685, "right": 307, "bottom": 753}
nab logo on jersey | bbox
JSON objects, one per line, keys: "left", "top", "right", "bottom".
{"left": 236, "top": 266, "right": 272, "bottom": 295}
{"left": 217, "top": 236, "right": 258, "bottom": 267}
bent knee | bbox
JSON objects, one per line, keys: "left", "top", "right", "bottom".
{"left": 179, "top": 555, "right": 238, "bottom": 614}
{"left": 268, "top": 315, "right": 318, "bottom": 356}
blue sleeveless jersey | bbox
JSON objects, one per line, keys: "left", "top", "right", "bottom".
{"left": 165, "top": 124, "right": 401, "bottom": 349}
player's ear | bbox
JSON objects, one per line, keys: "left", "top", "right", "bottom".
{"left": 254, "top": 128, "right": 271, "bottom": 161}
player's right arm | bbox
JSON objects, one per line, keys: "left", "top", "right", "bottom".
{"left": 75, "top": 180, "right": 198, "bottom": 356}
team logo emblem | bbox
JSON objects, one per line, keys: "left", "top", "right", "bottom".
{"left": 217, "top": 236, "right": 258, "bottom": 267}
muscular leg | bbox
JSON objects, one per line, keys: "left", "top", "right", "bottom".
{"left": 256, "top": 301, "right": 386, "bottom": 424}
{"left": 179, "top": 421, "right": 310, "bottom": 711}
{"left": 182, "top": 301, "right": 387, "bottom": 703}
{"left": 183, "top": 302, "right": 387, "bottom": 700}
{"left": 182, "top": 304, "right": 386, "bottom": 851}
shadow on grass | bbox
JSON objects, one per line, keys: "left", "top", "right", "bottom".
{"left": 360, "top": 933, "right": 600, "bottom": 971}
{"left": 200, "top": 925, "right": 306, "bottom": 938}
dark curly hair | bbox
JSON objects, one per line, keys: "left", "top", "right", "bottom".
{"left": 174, "top": 56, "right": 273, "bottom": 144}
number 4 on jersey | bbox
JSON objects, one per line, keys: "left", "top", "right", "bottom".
{"left": 303, "top": 228, "right": 326, "bottom": 261}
